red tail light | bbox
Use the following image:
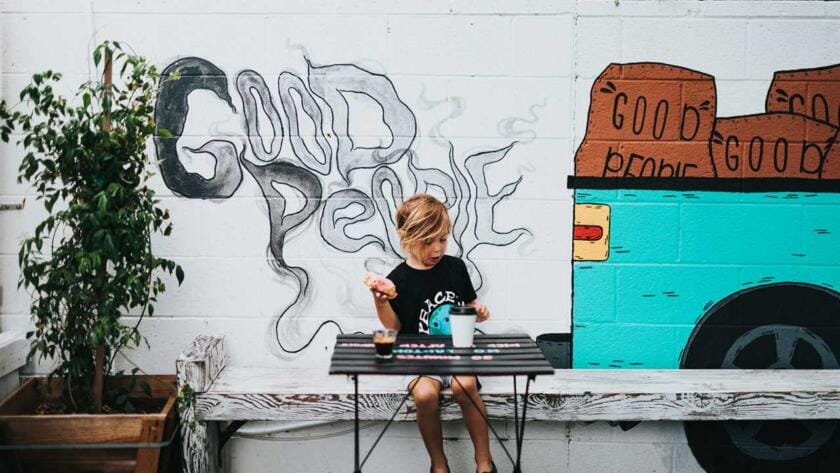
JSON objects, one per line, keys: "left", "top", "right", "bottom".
{"left": 573, "top": 204, "right": 610, "bottom": 261}
{"left": 574, "top": 225, "right": 603, "bottom": 241}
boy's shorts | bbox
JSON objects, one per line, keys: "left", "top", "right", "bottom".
{"left": 404, "top": 375, "right": 451, "bottom": 390}
{"left": 403, "top": 375, "right": 483, "bottom": 394}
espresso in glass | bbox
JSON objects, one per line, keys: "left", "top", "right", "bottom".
{"left": 373, "top": 328, "right": 397, "bottom": 360}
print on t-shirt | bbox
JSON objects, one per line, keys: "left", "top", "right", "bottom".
{"left": 421, "top": 290, "right": 458, "bottom": 335}
{"left": 387, "top": 255, "right": 477, "bottom": 335}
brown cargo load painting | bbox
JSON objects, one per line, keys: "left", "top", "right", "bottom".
{"left": 573, "top": 62, "right": 840, "bottom": 183}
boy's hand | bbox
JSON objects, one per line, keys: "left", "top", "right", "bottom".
{"left": 364, "top": 273, "right": 397, "bottom": 301}
{"left": 370, "top": 287, "right": 396, "bottom": 302}
{"left": 471, "top": 301, "right": 490, "bottom": 322}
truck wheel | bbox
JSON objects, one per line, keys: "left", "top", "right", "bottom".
{"left": 681, "top": 283, "right": 840, "bottom": 473}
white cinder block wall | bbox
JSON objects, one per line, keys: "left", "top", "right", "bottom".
{"left": 2, "top": 2, "right": 839, "bottom": 472}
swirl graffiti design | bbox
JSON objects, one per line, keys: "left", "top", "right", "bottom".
{"left": 154, "top": 57, "right": 531, "bottom": 356}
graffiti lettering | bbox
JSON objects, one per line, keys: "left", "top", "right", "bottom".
{"left": 610, "top": 92, "right": 700, "bottom": 142}
{"left": 767, "top": 65, "right": 840, "bottom": 129}
{"left": 154, "top": 57, "right": 243, "bottom": 198}
{"left": 812, "top": 94, "right": 829, "bottom": 124}
{"left": 748, "top": 137, "right": 764, "bottom": 172}
{"left": 784, "top": 91, "right": 840, "bottom": 126}
{"left": 653, "top": 99, "right": 669, "bottom": 140}
{"left": 154, "top": 56, "right": 531, "bottom": 356}
{"left": 773, "top": 138, "right": 789, "bottom": 173}
{"left": 602, "top": 147, "right": 697, "bottom": 177}
{"left": 718, "top": 131, "right": 826, "bottom": 176}
{"left": 632, "top": 96, "right": 646, "bottom": 135}
{"left": 611, "top": 92, "right": 626, "bottom": 129}
{"left": 680, "top": 102, "right": 701, "bottom": 141}
{"left": 801, "top": 141, "right": 826, "bottom": 175}
{"left": 724, "top": 135, "right": 739, "bottom": 171}
{"left": 788, "top": 94, "right": 805, "bottom": 114}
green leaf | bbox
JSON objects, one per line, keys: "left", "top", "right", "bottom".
{"left": 140, "top": 381, "right": 151, "bottom": 397}
{"left": 175, "top": 265, "right": 184, "bottom": 285}
{"left": 104, "top": 234, "right": 114, "bottom": 253}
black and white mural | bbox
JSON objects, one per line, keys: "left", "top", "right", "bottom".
{"left": 154, "top": 57, "right": 532, "bottom": 356}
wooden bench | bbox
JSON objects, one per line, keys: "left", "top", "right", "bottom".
{"left": 0, "top": 332, "right": 27, "bottom": 400}
{"left": 176, "top": 336, "right": 840, "bottom": 473}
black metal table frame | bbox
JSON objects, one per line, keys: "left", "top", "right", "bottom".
{"left": 349, "top": 372, "right": 537, "bottom": 473}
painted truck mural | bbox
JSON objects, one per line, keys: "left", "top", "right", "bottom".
{"left": 570, "top": 63, "right": 840, "bottom": 472}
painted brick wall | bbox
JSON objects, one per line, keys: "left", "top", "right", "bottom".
{"left": 2, "top": 1, "right": 840, "bottom": 472}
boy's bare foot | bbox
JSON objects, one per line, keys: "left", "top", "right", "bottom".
{"left": 431, "top": 463, "right": 450, "bottom": 473}
{"left": 476, "top": 459, "right": 496, "bottom": 473}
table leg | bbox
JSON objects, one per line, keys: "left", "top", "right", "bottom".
{"left": 360, "top": 381, "right": 415, "bottom": 469}
{"left": 347, "top": 375, "right": 416, "bottom": 472}
{"left": 354, "top": 374, "right": 361, "bottom": 473}
{"left": 513, "top": 375, "right": 534, "bottom": 473}
{"left": 513, "top": 375, "right": 520, "bottom": 454}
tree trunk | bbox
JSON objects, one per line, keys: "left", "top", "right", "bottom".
{"left": 93, "top": 48, "right": 112, "bottom": 414}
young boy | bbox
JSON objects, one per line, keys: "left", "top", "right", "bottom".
{"left": 368, "top": 194, "right": 496, "bottom": 473}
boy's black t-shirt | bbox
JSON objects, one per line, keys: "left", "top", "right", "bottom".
{"left": 387, "top": 255, "right": 477, "bottom": 335}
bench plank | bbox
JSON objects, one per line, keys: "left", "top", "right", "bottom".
{"left": 181, "top": 335, "right": 840, "bottom": 473}
{"left": 0, "top": 332, "right": 27, "bottom": 400}
{"left": 176, "top": 335, "right": 226, "bottom": 393}
{"left": 177, "top": 336, "right": 226, "bottom": 473}
{"left": 195, "top": 367, "right": 840, "bottom": 422}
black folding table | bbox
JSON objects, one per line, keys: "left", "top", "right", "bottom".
{"left": 329, "top": 333, "right": 554, "bottom": 473}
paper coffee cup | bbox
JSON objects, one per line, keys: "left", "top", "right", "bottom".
{"left": 450, "top": 305, "right": 476, "bottom": 347}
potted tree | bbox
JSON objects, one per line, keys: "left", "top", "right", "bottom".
{"left": 0, "top": 41, "right": 183, "bottom": 473}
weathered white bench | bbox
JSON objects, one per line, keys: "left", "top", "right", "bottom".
{"left": 0, "top": 332, "right": 27, "bottom": 400}
{"left": 176, "top": 336, "right": 840, "bottom": 473}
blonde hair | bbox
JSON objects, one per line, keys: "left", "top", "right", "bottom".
{"left": 396, "top": 194, "right": 450, "bottom": 252}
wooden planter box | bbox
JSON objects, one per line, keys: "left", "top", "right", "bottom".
{"left": 0, "top": 375, "right": 179, "bottom": 473}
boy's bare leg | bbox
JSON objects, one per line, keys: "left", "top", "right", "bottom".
{"left": 410, "top": 376, "right": 449, "bottom": 472}
{"left": 451, "top": 375, "right": 494, "bottom": 472}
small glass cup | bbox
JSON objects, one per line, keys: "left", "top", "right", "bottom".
{"left": 373, "top": 328, "right": 398, "bottom": 361}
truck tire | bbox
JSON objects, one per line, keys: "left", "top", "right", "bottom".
{"left": 681, "top": 283, "right": 840, "bottom": 473}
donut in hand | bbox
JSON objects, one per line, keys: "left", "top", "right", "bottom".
{"left": 364, "top": 273, "right": 397, "bottom": 298}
